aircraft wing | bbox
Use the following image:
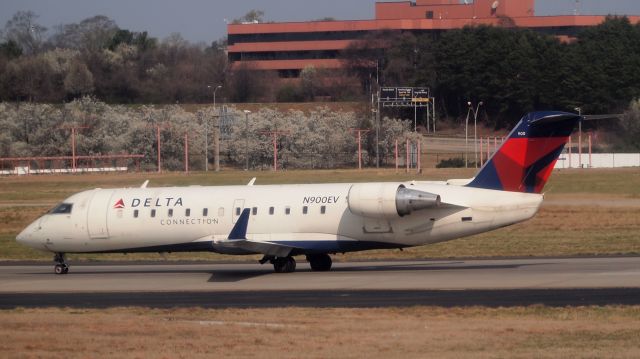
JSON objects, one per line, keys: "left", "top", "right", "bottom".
{"left": 217, "top": 208, "right": 294, "bottom": 257}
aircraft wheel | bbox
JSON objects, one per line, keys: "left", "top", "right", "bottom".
{"left": 273, "top": 257, "right": 296, "bottom": 273}
{"left": 54, "top": 264, "right": 68, "bottom": 275}
{"left": 307, "top": 254, "right": 332, "bottom": 271}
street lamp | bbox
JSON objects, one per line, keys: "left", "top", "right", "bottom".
{"left": 205, "top": 85, "right": 222, "bottom": 172}
{"left": 244, "top": 110, "right": 251, "bottom": 171}
{"left": 469, "top": 101, "right": 484, "bottom": 168}
{"left": 464, "top": 105, "right": 472, "bottom": 168}
{"left": 575, "top": 107, "right": 582, "bottom": 168}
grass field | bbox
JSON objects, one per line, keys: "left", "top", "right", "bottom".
{"left": 1, "top": 167, "right": 639, "bottom": 261}
{"left": 1, "top": 306, "right": 640, "bottom": 358}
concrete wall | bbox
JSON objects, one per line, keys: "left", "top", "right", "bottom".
{"left": 555, "top": 153, "right": 640, "bottom": 169}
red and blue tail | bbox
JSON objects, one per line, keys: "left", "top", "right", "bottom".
{"left": 466, "top": 111, "right": 580, "bottom": 194}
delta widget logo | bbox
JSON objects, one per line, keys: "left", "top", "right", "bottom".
{"left": 114, "top": 198, "right": 125, "bottom": 209}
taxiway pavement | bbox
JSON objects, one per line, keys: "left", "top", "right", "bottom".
{"left": 1, "top": 257, "right": 639, "bottom": 308}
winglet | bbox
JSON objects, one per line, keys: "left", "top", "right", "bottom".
{"left": 228, "top": 208, "right": 250, "bottom": 240}
{"left": 140, "top": 180, "right": 149, "bottom": 189}
{"left": 247, "top": 177, "right": 256, "bottom": 186}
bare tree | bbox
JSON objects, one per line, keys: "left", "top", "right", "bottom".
{"left": 232, "top": 10, "right": 265, "bottom": 24}
{"left": 50, "top": 15, "right": 118, "bottom": 53}
{"left": 2, "top": 11, "right": 47, "bottom": 54}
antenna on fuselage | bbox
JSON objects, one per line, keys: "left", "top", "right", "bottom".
{"left": 247, "top": 177, "right": 256, "bottom": 186}
{"left": 140, "top": 180, "right": 149, "bottom": 189}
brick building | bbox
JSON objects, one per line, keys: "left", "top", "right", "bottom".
{"left": 227, "top": 0, "right": 639, "bottom": 78}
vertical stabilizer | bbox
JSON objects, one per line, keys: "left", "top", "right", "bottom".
{"left": 466, "top": 111, "right": 580, "bottom": 193}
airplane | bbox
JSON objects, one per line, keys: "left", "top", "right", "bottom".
{"left": 16, "top": 111, "right": 580, "bottom": 274}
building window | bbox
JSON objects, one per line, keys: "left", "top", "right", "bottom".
{"left": 134, "top": 210, "right": 139, "bottom": 218}
{"left": 321, "top": 206, "right": 326, "bottom": 214}
{"left": 303, "top": 206, "right": 308, "bottom": 215}
{"left": 185, "top": 208, "right": 191, "bottom": 217}
{"left": 151, "top": 209, "right": 156, "bottom": 218}
{"left": 203, "top": 208, "right": 208, "bottom": 217}
{"left": 426, "top": 11, "right": 434, "bottom": 19}
{"left": 285, "top": 207, "right": 291, "bottom": 215}
{"left": 168, "top": 209, "right": 173, "bottom": 218}
{"left": 252, "top": 207, "right": 258, "bottom": 215}
{"left": 269, "top": 207, "right": 274, "bottom": 215}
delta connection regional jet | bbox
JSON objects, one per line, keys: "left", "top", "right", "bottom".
{"left": 17, "top": 111, "right": 580, "bottom": 274}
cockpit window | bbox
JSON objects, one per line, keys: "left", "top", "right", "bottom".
{"left": 50, "top": 203, "right": 73, "bottom": 214}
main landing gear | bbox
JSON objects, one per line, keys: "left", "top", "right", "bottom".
{"left": 272, "top": 256, "right": 297, "bottom": 273}
{"left": 306, "top": 254, "right": 332, "bottom": 272}
{"left": 53, "top": 252, "right": 69, "bottom": 275}
{"left": 259, "top": 256, "right": 297, "bottom": 273}
{"left": 260, "top": 254, "right": 333, "bottom": 273}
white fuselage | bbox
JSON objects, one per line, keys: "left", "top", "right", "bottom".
{"left": 17, "top": 181, "right": 543, "bottom": 255}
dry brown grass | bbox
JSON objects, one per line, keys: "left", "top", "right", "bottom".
{"left": 1, "top": 306, "right": 640, "bottom": 358}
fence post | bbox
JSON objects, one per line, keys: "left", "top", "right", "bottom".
{"left": 395, "top": 139, "right": 399, "bottom": 174}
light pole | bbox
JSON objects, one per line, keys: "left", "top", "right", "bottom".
{"left": 206, "top": 85, "right": 222, "bottom": 172}
{"left": 469, "top": 101, "right": 484, "bottom": 168}
{"left": 464, "top": 106, "right": 472, "bottom": 168}
{"left": 244, "top": 110, "right": 251, "bottom": 171}
{"left": 575, "top": 107, "right": 582, "bottom": 168}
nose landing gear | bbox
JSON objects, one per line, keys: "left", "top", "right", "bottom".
{"left": 53, "top": 253, "right": 69, "bottom": 275}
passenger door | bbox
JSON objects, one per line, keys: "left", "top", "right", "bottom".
{"left": 87, "top": 190, "right": 113, "bottom": 239}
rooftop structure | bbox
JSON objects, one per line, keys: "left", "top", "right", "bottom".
{"left": 227, "top": 0, "right": 639, "bottom": 77}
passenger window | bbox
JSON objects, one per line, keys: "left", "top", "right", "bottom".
{"left": 134, "top": 210, "right": 139, "bottom": 218}
{"left": 168, "top": 209, "right": 173, "bottom": 217}
{"left": 285, "top": 207, "right": 291, "bottom": 215}
{"left": 321, "top": 206, "right": 326, "bottom": 214}
{"left": 252, "top": 207, "right": 257, "bottom": 215}
{"left": 151, "top": 209, "right": 156, "bottom": 218}
{"left": 235, "top": 207, "right": 241, "bottom": 216}
{"left": 50, "top": 203, "right": 73, "bottom": 214}
{"left": 203, "top": 208, "right": 208, "bottom": 217}
{"left": 218, "top": 207, "right": 225, "bottom": 216}
{"left": 185, "top": 208, "right": 191, "bottom": 217}
{"left": 269, "top": 207, "right": 274, "bottom": 215}
{"left": 303, "top": 206, "right": 308, "bottom": 215}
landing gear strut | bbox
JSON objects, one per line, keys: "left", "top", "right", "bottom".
{"left": 53, "top": 253, "right": 69, "bottom": 275}
{"left": 306, "top": 254, "right": 332, "bottom": 271}
{"left": 272, "top": 256, "right": 296, "bottom": 273}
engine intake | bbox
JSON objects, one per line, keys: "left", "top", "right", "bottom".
{"left": 347, "top": 183, "right": 440, "bottom": 219}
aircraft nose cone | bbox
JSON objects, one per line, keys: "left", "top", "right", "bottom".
{"left": 16, "top": 228, "right": 27, "bottom": 243}
{"left": 16, "top": 220, "right": 40, "bottom": 247}
{"left": 16, "top": 231, "right": 24, "bottom": 243}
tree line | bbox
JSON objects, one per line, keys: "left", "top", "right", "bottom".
{"left": 0, "top": 11, "right": 226, "bottom": 104}
{"left": 2, "top": 11, "right": 640, "bottom": 131}
{"left": 346, "top": 16, "right": 640, "bottom": 128}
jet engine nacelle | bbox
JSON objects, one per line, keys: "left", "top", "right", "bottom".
{"left": 347, "top": 183, "right": 441, "bottom": 219}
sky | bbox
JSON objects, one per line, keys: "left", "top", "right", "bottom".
{"left": 1, "top": 0, "right": 640, "bottom": 44}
